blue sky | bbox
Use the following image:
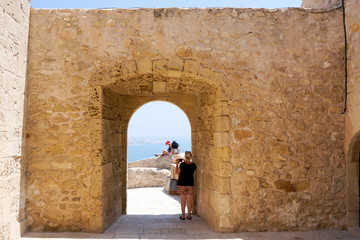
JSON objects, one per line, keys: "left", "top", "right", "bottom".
{"left": 128, "top": 101, "right": 191, "bottom": 140}
{"left": 30, "top": 0, "right": 302, "bottom": 9}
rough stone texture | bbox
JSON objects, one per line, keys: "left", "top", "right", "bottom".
{"left": 127, "top": 156, "right": 172, "bottom": 188}
{"left": 0, "top": 0, "right": 30, "bottom": 239}
{"left": 128, "top": 156, "right": 171, "bottom": 169}
{"left": 127, "top": 168, "right": 170, "bottom": 189}
{"left": 344, "top": 0, "right": 360, "bottom": 227}
{"left": 302, "top": 0, "right": 342, "bottom": 9}
{"left": 25, "top": 7, "right": 347, "bottom": 233}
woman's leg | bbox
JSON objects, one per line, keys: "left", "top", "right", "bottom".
{"left": 180, "top": 194, "right": 186, "bottom": 218}
{"left": 186, "top": 194, "right": 192, "bottom": 218}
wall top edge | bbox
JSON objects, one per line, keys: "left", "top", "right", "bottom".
{"left": 29, "top": 7, "right": 343, "bottom": 15}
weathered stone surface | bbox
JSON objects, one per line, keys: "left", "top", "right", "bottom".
{"left": 345, "top": 0, "right": 360, "bottom": 228}
{"left": 302, "top": 0, "right": 342, "bottom": 9}
{"left": 127, "top": 156, "right": 171, "bottom": 188}
{"left": 176, "top": 45, "right": 193, "bottom": 57}
{"left": 234, "top": 129, "right": 252, "bottom": 140}
{"left": 0, "top": 0, "right": 30, "bottom": 239}
{"left": 22, "top": 5, "right": 348, "bottom": 235}
{"left": 275, "top": 180, "right": 296, "bottom": 192}
{"left": 128, "top": 156, "right": 171, "bottom": 169}
{"left": 127, "top": 168, "right": 170, "bottom": 189}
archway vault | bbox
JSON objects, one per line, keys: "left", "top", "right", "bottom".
{"left": 87, "top": 59, "right": 232, "bottom": 233}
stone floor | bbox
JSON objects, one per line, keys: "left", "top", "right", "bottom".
{"left": 22, "top": 187, "right": 360, "bottom": 240}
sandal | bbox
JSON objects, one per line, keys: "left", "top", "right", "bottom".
{"left": 179, "top": 216, "right": 185, "bottom": 220}
{"left": 187, "top": 216, "right": 192, "bottom": 220}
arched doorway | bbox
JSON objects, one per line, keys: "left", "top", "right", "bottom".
{"left": 126, "top": 101, "right": 192, "bottom": 214}
{"left": 87, "top": 59, "right": 231, "bottom": 232}
{"left": 347, "top": 131, "right": 360, "bottom": 227}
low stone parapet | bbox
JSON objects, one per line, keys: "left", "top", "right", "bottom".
{"left": 128, "top": 156, "right": 171, "bottom": 169}
{"left": 127, "top": 167, "right": 171, "bottom": 189}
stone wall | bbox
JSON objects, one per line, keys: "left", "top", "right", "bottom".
{"left": 128, "top": 156, "right": 171, "bottom": 169}
{"left": 302, "top": 0, "right": 342, "bottom": 9}
{"left": 26, "top": 7, "right": 346, "bottom": 233}
{"left": 344, "top": 0, "right": 360, "bottom": 227}
{"left": 0, "top": 0, "right": 30, "bottom": 239}
{"left": 128, "top": 168, "right": 170, "bottom": 189}
{"left": 127, "top": 156, "right": 172, "bottom": 188}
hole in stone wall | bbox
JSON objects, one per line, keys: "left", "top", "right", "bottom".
{"left": 127, "top": 101, "right": 191, "bottom": 215}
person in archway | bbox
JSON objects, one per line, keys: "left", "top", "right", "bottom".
{"left": 154, "top": 140, "right": 172, "bottom": 157}
{"left": 176, "top": 151, "right": 196, "bottom": 220}
{"left": 155, "top": 140, "right": 181, "bottom": 157}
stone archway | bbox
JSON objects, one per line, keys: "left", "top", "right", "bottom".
{"left": 87, "top": 58, "right": 232, "bottom": 232}
{"left": 347, "top": 130, "right": 360, "bottom": 227}
{"left": 122, "top": 96, "right": 198, "bottom": 212}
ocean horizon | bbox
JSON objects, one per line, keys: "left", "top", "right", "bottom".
{"left": 127, "top": 137, "right": 191, "bottom": 163}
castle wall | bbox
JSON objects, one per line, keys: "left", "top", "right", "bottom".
{"left": 0, "top": 0, "right": 30, "bottom": 238}
{"left": 26, "top": 8, "right": 346, "bottom": 232}
{"left": 302, "top": 0, "right": 342, "bottom": 9}
{"left": 344, "top": 0, "right": 360, "bottom": 227}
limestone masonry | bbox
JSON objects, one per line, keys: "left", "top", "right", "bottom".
{"left": 0, "top": 0, "right": 30, "bottom": 239}
{"left": 127, "top": 156, "right": 171, "bottom": 189}
{"left": 1, "top": 0, "right": 360, "bottom": 238}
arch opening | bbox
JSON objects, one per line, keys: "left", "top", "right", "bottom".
{"left": 126, "top": 101, "right": 192, "bottom": 215}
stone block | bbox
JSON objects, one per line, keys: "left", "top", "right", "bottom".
{"left": 88, "top": 214, "right": 103, "bottom": 233}
{"left": 91, "top": 166, "right": 104, "bottom": 182}
{"left": 121, "top": 61, "right": 137, "bottom": 75}
{"left": 216, "top": 147, "right": 231, "bottom": 161}
{"left": 137, "top": 58, "right": 152, "bottom": 75}
{"left": 214, "top": 116, "right": 230, "bottom": 132}
{"left": 168, "top": 57, "right": 183, "bottom": 70}
{"left": 214, "top": 177, "right": 231, "bottom": 194}
{"left": 90, "top": 132, "right": 102, "bottom": 149}
{"left": 214, "top": 132, "right": 229, "bottom": 147}
{"left": 212, "top": 160, "right": 232, "bottom": 177}
{"left": 89, "top": 181, "right": 104, "bottom": 198}
{"left": 274, "top": 179, "right": 296, "bottom": 192}
{"left": 273, "top": 143, "right": 292, "bottom": 155}
{"left": 198, "top": 67, "right": 213, "bottom": 79}
{"left": 153, "top": 58, "right": 168, "bottom": 73}
{"left": 213, "top": 192, "right": 230, "bottom": 214}
{"left": 167, "top": 70, "right": 182, "bottom": 78}
{"left": 153, "top": 81, "right": 166, "bottom": 93}
{"left": 176, "top": 45, "right": 193, "bottom": 57}
{"left": 348, "top": 195, "right": 359, "bottom": 212}
{"left": 295, "top": 180, "right": 310, "bottom": 192}
{"left": 183, "top": 60, "right": 200, "bottom": 75}
{"left": 234, "top": 129, "right": 252, "bottom": 140}
{"left": 218, "top": 215, "right": 235, "bottom": 232}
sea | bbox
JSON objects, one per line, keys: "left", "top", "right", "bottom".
{"left": 127, "top": 137, "right": 191, "bottom": 163}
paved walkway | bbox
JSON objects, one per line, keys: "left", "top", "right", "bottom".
{"left": 22, "top": 187, "right": 360, "bottom": 240}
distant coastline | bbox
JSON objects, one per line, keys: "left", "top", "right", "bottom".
{"left": 128, "top": 138, "right": 163, "bottom": 146}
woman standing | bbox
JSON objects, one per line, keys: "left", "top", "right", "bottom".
{"left": 176, "top": 151, "right": 196, "bottom": 220}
